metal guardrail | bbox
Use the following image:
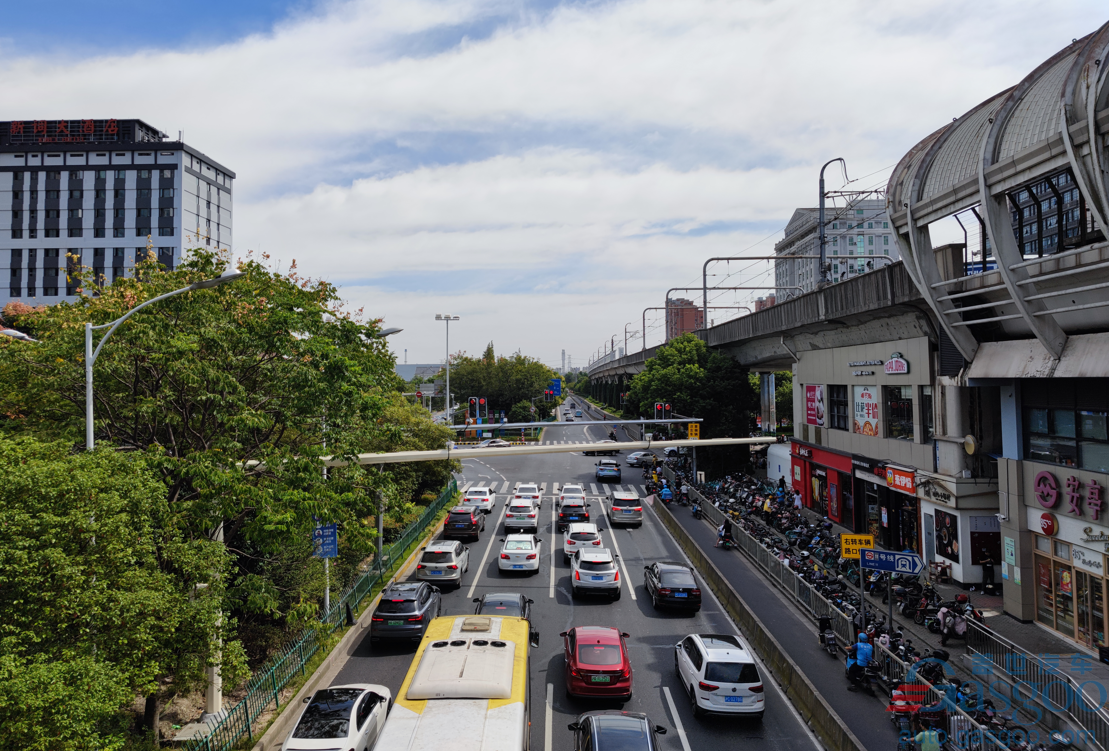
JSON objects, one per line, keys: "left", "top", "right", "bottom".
{"left": 184, "top": 478, "right": 459, "bottom": 751}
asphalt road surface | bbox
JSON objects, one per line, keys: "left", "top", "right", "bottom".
{"left": 333, "top": 404, "right": 823, "bottom": 751}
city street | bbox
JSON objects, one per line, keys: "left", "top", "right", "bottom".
{"left": 332, "top": 407, "right": 821, "bottom": 751}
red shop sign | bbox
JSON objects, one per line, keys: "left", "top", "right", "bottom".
{"left": 1038, "top": 512, "right": 1058, "bottom": 536}
{"left": 886, "top": 467, "right": 916, "bottom": 494}
{"left": 1035, "top": 470, "right": 1105, "bottom": 521}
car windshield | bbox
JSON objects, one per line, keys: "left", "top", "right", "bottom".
{"left": 479, "top": 599, "right": 522, "bottom": 616}
{"left": 579, "top": 560, "right": 614, "bottom": 572}
{"left": 594, "top": 718, "right": 652, "bottom": 751}
{"left": 504, "top": 540, "right": 533, "bottom": 551}
{"left": 660, "top": 572, "right": 696, "bottom": 588}
{"left": 375, "top": 598, "right": 417, "bottom": 614}
{"left": 705, "top": 662, "right": 760, "bottom": 684}
{"left": 612, "top": 498, "right": 639, "bottom": 507}
{"left": 292, "top": 688, "right": 362, "bottom": 738}
{"left": 509, "top": 505, "right": 531, "bottom": 514}
{"left": 518, "top": 486, "right": 538, "bottom": 495}
{"left": 570, "top": 532, "right": 598, "bottom": 542}
{"left": 421, "top": 552, "right": 454, "bottom": 563}
{"left": 577, "top": 643, "right": 622, "bottom": 666}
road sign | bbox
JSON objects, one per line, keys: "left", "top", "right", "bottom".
{"left": 415, "top": 390, "right": 423, "bottom": 399}
{"left": 550, "top": 379, "right": 562, "bottom": 396}
{"left": 859, "top": 548, "right": 925, "bottom": 575}
{"left": 687, "top": 423, "right": 700, "bottom": 439}
{"left": 840, "top": 534, "right": 874, "bottom": 559}
{"left": 313, "top": 522, "right": 338, "bottom": 559}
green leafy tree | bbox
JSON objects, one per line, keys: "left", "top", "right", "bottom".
{"left": 0, "top": 436, "right": 241, "bottom": 750}
{"left": 508, "top": 400, "right": 535, "bottom": 424}
{"left": 447, "top": 345, "right": 556, "bottom": 421}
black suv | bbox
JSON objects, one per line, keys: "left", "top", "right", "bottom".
{"left": 557, "top": 500, "right": 590, "bottom": 532}
{"left": 443, "top": 506, "right": 486, "bottom": 541}
{"left": 369, "top": 582, "right": 441, "bottom": 641}
{"left": 569, "top": 711, "right": 667, "bottom": 751}
{"left": 643, "top": 561, "right": 702, "bottom": 611}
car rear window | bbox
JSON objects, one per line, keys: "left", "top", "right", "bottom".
{"left": 292, "top": 688, "right": 361, "bottom": 738}
{"left": 509, "top": 505, "right": 531, "bottom": 514}
{"left": 661, "top": 571, "right": 696, "bottom": 588}
{"left": 480, "top": 602, "right": 522, "bottom": 616}
{"left": 612, "top": 498, "right": 639, "bottom": 508}
{"left": 570, "top": 532, "right": 599, "bottom": 542}
{"left": 705, "top": 661, "right": 760, "bottom": 684}
{"left": 449, "top": 511, "right": 474, "bottom": 520}
{"left": 421, "top": 552, "right": 454, "bottom": 563}
{"left": 465, "top": 491, "right": 488, "bottom": 498}
{"left": 518, "top": 486, "right": 539, "bottom": 494}
{"left": 504, "top": 540, "right": 533, "bottom": 550}
{"left": 594, "top": 718, "right": 650, "bottom": 747}
{"left": 376, "top": 598, "right": 417, "bottom": 614}
{"left": 577, "top": 643, "right": 621, "bottom": 666}
{"left": 562, "top": 502, "right": 585, "bottom": 510}
{"left": 579, "top": 560, "right": 614, "bottom": 572}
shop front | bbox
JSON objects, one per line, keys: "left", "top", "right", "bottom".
{"left": 849, "top": 455, "right": 920, "bottom": 552}
{"left": 1027, "top": 508, "right": 1107, "bottom": 649}
{"left": 790, "top": 442, "right": 855, "bottom": 529}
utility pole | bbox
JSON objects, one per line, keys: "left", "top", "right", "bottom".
{"left": 819, "top": 158, "right": 846, "bottom": 288}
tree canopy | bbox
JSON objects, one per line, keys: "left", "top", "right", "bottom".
{"left": 447, "top": 343, "right": 559, "bottom": 421}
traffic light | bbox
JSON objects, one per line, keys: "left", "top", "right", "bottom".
{"left": 468, "top": 397, "right": 478, "bottom": 419}
{"left": 663, "top": 403, "right": 672, "bottom": 419}
{"left": 478, "top": 397, "right": 488, "bottom": 419}
{"left": 654, "top": 402, "right": 663, "bottom": 419}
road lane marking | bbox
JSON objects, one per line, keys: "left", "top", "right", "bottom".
{"left": 590, "top": 483, "right": 600, "bottom": 494}
{"left": 460, "top": 482, "right": 473, "bottom": 492}
{"left": 549, "top": 498, "right": 557, "bottom": 598}
{"left": 662, "top": 687, "right": 692, "bottom": 751}
{"left": 599, "top": 497, "right": 636, "bottom": 601}
{"left": 466, "top": 500, "right": 510, "bottom": 599}
{"left": 545, "top": 683, "right": 553, "bottom": 751}
{"left": 500, "top": 481, "right": 510, "bottom": 493}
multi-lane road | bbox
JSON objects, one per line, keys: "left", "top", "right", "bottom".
{"left": 332, "top": 404, "right": 822, "bottom": 751}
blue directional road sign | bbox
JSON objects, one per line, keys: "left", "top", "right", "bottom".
{"left": 859, "top": 548, "right": 924, "bottom": 575}
{"left": 550, "top": 379, "right": 562, "bottom": 396}
{"left": 313, "top": 522, "right": 338, "bottom": 559}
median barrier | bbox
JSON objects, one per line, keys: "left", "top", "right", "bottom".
{"left": 650, "top": 498, "right": 866, "bottom": 751}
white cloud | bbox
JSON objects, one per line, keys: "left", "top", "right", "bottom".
{"left": 2, "top": 0, "right": 1106, "bottom": 364}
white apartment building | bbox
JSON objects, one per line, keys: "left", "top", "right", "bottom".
{"left": 0, "top": 118, "right": 234, "bottom": 306}
{"left": 774, "top": 198, "right": 898, "bottom": 297}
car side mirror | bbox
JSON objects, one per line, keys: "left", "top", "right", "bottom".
{"left": 431, "top": 586, "right": 441, "bottom": 593}
{"left": 621, "top": 632, "right": 630, "bottom": 638}
{"left": 303, "top": 696, "right": 311, "bottom": 703}
{"left": 530, "top": 629, "right": 540, "bottom": 648}
{"left": 535, "top": 538, "right": 542, "bottom": 543}
{"left": 473, "top": 597, "right": 481, "bottom": 603}
{"left": 675, "top": 642, "right": 683, "bottom": 648}
{"left": 644, "top": 565, "right": 650, "bottom": 570}
{"left": 526, "top": 598, "right": 534, "bottom": 604}
{"left": 568, "top": 723, "right": 581, "bottom": 732}
{"left": 559, "top": 631, "right": 568, "bottom": 637}
{"left": 499, "top": 538, "right": 505, "bottom": 542}
{"left": 655, "top": 726, "right": 667, "bottom": 735}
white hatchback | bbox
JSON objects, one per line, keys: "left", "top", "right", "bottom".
{"left": 514, "top": 482, "right": 542, "bottom": 509}
{"left": 563, "top": 522, "right": 602, "bottom": 563}
{"left": 498, "top": 534, "right": 542, "bottom": 574}
{"left": 675, "top": 633, "right": 765, "bottom": 719}
{"left": 559, "top": 484, "right": 586, "bottom": 509}
{"left": 284, "top": 683, "right": 391, "bottom": 751}
{"left": 462, "top": 486, "right": 496, "bottom": 514}
{"left": 505, "top": 500, "right": 539, "bottom": 533}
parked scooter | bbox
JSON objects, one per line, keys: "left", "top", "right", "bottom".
{"left": 692, "top": 504, "right": 702, "bottom": 520}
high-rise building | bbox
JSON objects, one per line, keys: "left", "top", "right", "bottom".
{"left": 773, "top": 198, "right": 899, "bottom": 298}
{"left": 0, "top": 118, "right": 234, "bottom": 307}
{"left": 665, "top": 298, "right": 704, "bottom": 340}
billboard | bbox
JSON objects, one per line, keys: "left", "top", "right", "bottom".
{"left": 805, "top": 385, "right": 825, "bottom": 427}
{"left": 853, "top": 385, "right": 880, "bottom": 436}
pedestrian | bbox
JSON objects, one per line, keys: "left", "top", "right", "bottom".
{"left": 793, "top": 489, "right": 802, "bottom": 510}
{"left": 762, "top": 495, "right": 772, "bottom": 523}
{"left": 913, "top": 726, "right": 943, "bottom": 751}
{"left": 980, "top": 549, "right": 996, "bottom": 593}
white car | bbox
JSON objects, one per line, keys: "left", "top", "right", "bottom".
{"left": 675, "top": 633, "right": 765, "bottom": 719}
{"left": 505, "top": 499, "right": 539, "bottom": 533}
{"left": 462, "top": 486, "right": 496, "bottom": 514}
{"left": 559, "top": 484, "right": 586, "bottom": 509}
{"left": 563, "top": 522, "right": 602, "bottom": 563}
{"left": 626, "top": 451, "right": 656, "bottom": 467}
{"left": 499, "top": 533, "right": 542, "bottom": 574}
{"left": 514, "top": 482, "right": 542, "bottom": 510}
{"left": 570, "top": 549, "right": 621, "bottom": 600}
{"left": 284, "top": 683, "right": 392, "bottom": 751}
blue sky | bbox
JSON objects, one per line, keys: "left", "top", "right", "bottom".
{"left": 2, "top": 0, "right": 1107, "bottom": 368}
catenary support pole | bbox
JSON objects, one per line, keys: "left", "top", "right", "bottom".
{"left": 819, "top": 158, "right": 846, "bottom": 288}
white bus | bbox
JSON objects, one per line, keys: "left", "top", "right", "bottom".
{"left": 375, "top": 614, "right": 538, "bottom": 751}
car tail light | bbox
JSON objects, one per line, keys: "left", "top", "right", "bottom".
{"left": 526, "top": 554, "right": 537, "bottom": 560}
{"left": 749, "top": 684, "right": 764, "bottom": 693}
{"left": 575, "top": 570, "right": 580, "bottom": 580}
{"left": 592, "top": 540, "right": 601, "bottom": 545}
{"left": 528, "top": 513, "right": 536, "bottom": 518}
{"left": 407, "top": 614, "right": 424, "bottom": 622}
{"left": 501, "top": 554, "right": 510, "bottom": 559}
{"left": 416, "top": 564, "right": 425, "bottom": 569}
{"left": 659, "top": 588, "right": 672, "bottom": 595}
{"left": 569, "top": 667, "right": 580, "bottom": 678}
{"left": 447, "top": 564, "right": 458, "bottom": 569}
{"left": 632, "top": 507, "right": 642, "bottom": 512}
{"left": 614, "top": 569, "right": 620, "bottom": 581}
{"left": 371, "top": 617, "right": 384, "bottom": 622}
{"left": 559, "top": 513, "right": 565, "bottom": 518}
{"left": 692, "top": 589, "right": 701, "bottom": 596}
{"left": 698, "top": 681, "right": 719, "bottom": 692}
{"left": 620, "top": 667, "right": 631, "bottom": 679}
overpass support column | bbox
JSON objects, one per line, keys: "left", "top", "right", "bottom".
{"left": 760, "top": 373, "right": 777, "bottom": 433}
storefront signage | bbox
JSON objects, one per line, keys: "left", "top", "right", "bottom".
{"left": 852, "top": 370, "right": 875, "bottom": 376}
{"left": 918, "top": 479, "right": 952, "bottom": 505}
{"left": 1038, "top": 513, "right": 1058, "bottom": 536}
{"left": 848, "top": 360, "right": 883, "bottom": 367}
{"left": 1080, "top": 526, "right": 1109, "bottom": 545}
{"left": 1072, "top": 546, "right": 1104, "bottom": 575}
{"left": 796, "top": 445, "right": 812, "bottom": 458}
{"left": 886, "top": 467, "right": 916, "bottom": 494}
{"left": 884, "top": 352, "right": 910, "bottom": 375}
{"left": 1004, "top": 536, "right": 1015, "bottom": 565}
{"left": 805, "top": 385, "right": 825, "bottom": 427}
{"left": 853, "top": 385, "right": 880, "bottom": 436}
{"left": 1034, "top": 470, "right": 1104, "bottom": 520}
{"left": 840, "top": 534, "right": 875, "bottom": 559}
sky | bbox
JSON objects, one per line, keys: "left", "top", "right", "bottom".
{"left": 2, "top": 0, "right": 1106, "bottom": 370}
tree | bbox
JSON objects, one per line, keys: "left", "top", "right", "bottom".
{"left": 626, "top": 334, "right": 756, "bottom": 476}
{"left": 0, "top": 436, "right": 241, "bottom": 750}
{"left": 508, "top": 400, "right": 535, "bottom": 424}
{"left": 446, "top": 347, "right": 556, "bottom": 421}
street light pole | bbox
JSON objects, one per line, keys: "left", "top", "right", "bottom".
{"left": 819, "top": 158, "right": 846, "bottom": 288}
{"left": 435, "top": 315, "right": 459, "bottom": 423}
{"left": 85, "top": 272, "right": 244, "bottom": 451}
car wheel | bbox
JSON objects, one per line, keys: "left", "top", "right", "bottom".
{"left": 690, "top": 687, "right": 705, "bottom": 717}
{"left": 612, "top": 588, "right": 621, "bottom": 601}
{"left": 651, "top": 594, "right": 659, "bottom": 609}
{"left": 571, "top": 585, "right": 579, "bottom": 599}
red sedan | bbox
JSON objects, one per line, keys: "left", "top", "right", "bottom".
{"left": 560, "top": 626, "right": 633, "bottom": 701}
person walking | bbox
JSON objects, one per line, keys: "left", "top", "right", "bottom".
{"left": 793, "top": 489, "right": 802, "bottom": 510}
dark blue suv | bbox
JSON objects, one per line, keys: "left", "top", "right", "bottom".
{"left": 369, "top": 582, "right": 441, "bottom": 641}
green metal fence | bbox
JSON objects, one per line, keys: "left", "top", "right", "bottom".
{"left": 185, "top": 478, "right": 458, "bottom": 751}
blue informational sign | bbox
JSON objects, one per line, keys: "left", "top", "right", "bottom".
{"left": 859, "top": 548, "right": 924, "bottom": 575}
{"left": 313, "top": 522, "right": 339, "bottom": 559}
{"left": 550, "top": 379, "right": 562, "bottom": 396}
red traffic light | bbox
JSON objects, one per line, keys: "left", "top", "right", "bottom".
{"left": 665, "top": 403, "right": 671, "bottom": 410}
{"left": 655, "top": 404, "right": 663, "bottom": 411}
{"left": 479, "top": 398, "right": 486, "bottom": 405}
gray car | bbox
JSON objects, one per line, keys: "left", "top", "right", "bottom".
{"left": 609, "top": 491, "right": 642, "bottom": 527}
{"left": 369, "top": 582, "right": 441, "bottom": 641}
{"left": 416, "top": 540, "right": 470, "bottom": 588}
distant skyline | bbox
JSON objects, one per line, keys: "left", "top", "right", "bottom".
{"left": 2, "top": 1, "right": 1106, "bottom": 368}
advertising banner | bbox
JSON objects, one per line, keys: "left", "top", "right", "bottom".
{"left": 853, "top": 385, "right": 880, "bottom": 436}
{"left": 805, "top": 385, "right": 825, "bottom": 427}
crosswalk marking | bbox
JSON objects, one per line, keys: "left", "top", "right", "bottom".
{"left": 500, "top": 481, "right": 510, "bottom": 493}
{"left": 539, "top": 482, "right": 547, "bottom": 495}
{"left": 460, "top": 481, "right": 473, "bottom": 492}
{"left": 590, "top": 483, "right": 600, "bottom": 494}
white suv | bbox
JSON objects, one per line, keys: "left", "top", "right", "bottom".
{"left": 505, "top": 499, "right": 539, "bottom": 533}
{"left": 559, "top": 484, "right": 586, "bottom": 509}
{"left": 416, "top": 540, "right": 470, "bottom": 588}
{"left": 462, "top": 486, "right": 496, "bottom": 514}
{"left": 514, "top": 483, "right": 542, "bottom": 509}
{"left": 570, "top": 549, "right": 621, "bottom": 600}
{"left": 675, "top": 633, "right": 764, "bottom": 719}
{"left": 563, "top": 523, "right": 602, "bottom": 563}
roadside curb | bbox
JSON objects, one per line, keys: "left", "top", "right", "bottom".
{"left": 249, "top": 515, "right": 448, "bottom": 751}
{"left": 651, "top": 498, "right": 863, "bottom": 751}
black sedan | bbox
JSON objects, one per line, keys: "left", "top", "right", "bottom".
{"left": 369, "top": 581, "right": 441, "bottom": 641}
{"left": 473, "top": 592, "right": 534, "bottom": 621}
{"left": 442, "top": 506, "right": 487, "bottom": 541}
{"left": 643, "top": 561, "right": 702, "bottom": 611}
{"left": 569, "top": 711, "right": 667, "bottom": 751}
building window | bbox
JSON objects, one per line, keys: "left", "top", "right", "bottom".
{"left": 28, "top": 229, "right": 36, "bottom": 239}
{"left": 93, "top": 228, "right": 105, "bottom": 238}
{"left": 113, "top": 228, "right": 125, "bottom": 238}
{"left": 138, "top": 208, "right": 151, "bottom": 218}
{"left": 11, "top": 229, "right": 23, "bottom": 239}
{"left": 114, "top": 189, "right": 125, "bottom": 199}
{"left": 68, "top": 209, "right": 82, "bottom": 219}
{"left": 138, "top": 169, "right": 151, "bottom": 179}
{"left": 68, "top": 228, "right": 83, "bottom": 237}
{"left": 883, "top": 222, "right": 889, "bottom": 228}
{"left": 868, "top": 236, "right": 874, "bottom": 246}
{"left": 885, "top": 386, "right": 914, "bottom": 440}
{"left": 137, "top": 189, "right": 151, "bottom": 198}
{"left": 829, "top": 385, "right": 849, "bottom": 431}
{"left": 45, "top": 229, "right": 59, "bottom": 238}
{"left": 69, "top": 189, "right": 83, "bottom": 198}
{"left": 46, "top": 171, "right": 60, "bottom": 180}
{"left": 69, "top": 171, "right": 83, "bottom": 180}
{"left": 12, "top": 190, "right": 20, "bottom": 200}
{"left": 160, "top": 169, "right": 172, "bottom": 179}
{"left": 160, "top": 208, "right": 174, "bottom": 217}
{"left": 1021, "top": 381, "right": 1109, "bottom": 470}
{"left": 136, "top": 228, "right": 150, "bottom": 237}
{"left": 12, "top": 172, "right": 21, "bottom": 181}
{"left": 832, "top": 237, "right": 838, "bottom": 246}
{"left": 95, "top": 189, "right": 106, "bottom": 199}
{"left": 158, "top": 227, "right": 173, "bottom": 236}
{"left": 856, "top": 209, "right": 863, "bottom": 215}
{"left": 46, "top": 190, "right": 59, "bottom": 199}
{"left": 114, "top": 209, "right": 125, "bottom": 219}
{"left": 115, "top": 170, "right": 127, "bottom": 179}
{"left": 831, "top": 223, "right": 838, "bottom": 229}
{"left": 160, "top": 188, "right": 175, "bottom": 198}
{"left": 884, "top": 236, "right": 890, "bottom": 246}
{"left": 113, "top": 248, "right": 125, "bottom": 259}
{"left": 867, "top": 222, "right": 873, "bottom": 229}
{"left": 96, "top": 170, "right": 107, "bottom": 179}
{"left": 920, "top": 386, "right": 934, "bottom": 441}
{"left": 94, "top": 209, "right": 106, "bottom": 219}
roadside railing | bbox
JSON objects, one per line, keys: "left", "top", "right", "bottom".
{"left": 185, "top": 478, "right": 458, "bottom": 751}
